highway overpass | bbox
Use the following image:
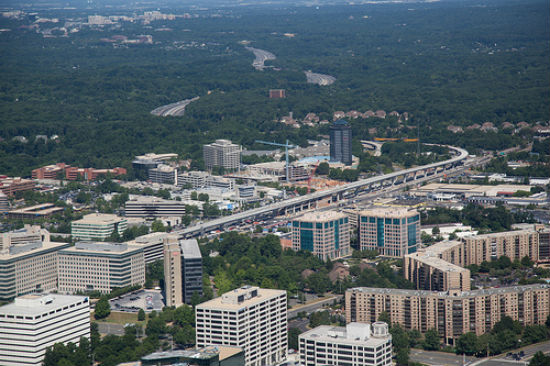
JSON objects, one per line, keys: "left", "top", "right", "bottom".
{"left": 175, "top": 145, "right": 469, "bottom": 238}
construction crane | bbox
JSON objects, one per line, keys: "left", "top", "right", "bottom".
{"left": 255, "top": 139, "right": 296, "bottom": 182}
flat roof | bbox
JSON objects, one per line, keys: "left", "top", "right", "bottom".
{"left": 0, "top": 294, "right": 88, "bottom": 316}
{"left": 300, "top": 325, "right": 389, "bottom": 347}
{"left": 73, "top": 213, "right": 126, "bottom": 225}
{"left": 294, "top": 210, "right": 347, "bottom": 222}
{"left": 407, "top": 252, "right": 469, "bottom": 273}
{"left": 197, "top": 287, "right": 285, "bottom": 311}
{"left": 359, "top": 207, "right": 417, "bottom": 217}
{"left": 181, "top": 239, "right": 201, "bottom": 259}
{"left": 61, "top": 242, "right": 142, "bottom": 256}
{"left": 0, "top": 241, "right": 70, "bottom": 261}
{"left": 465, "top": 230, "right": 535, "bottom": 240}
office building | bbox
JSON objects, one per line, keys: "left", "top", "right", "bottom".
{"left": 0, "top": 191, "right": 8, "bottom": 212}
{"left": 299, "top": 322, "right": 392, "bottom": 366}
{"left": 404, "top": 243, "right": 471, "bottom": 291}
{"left": 127, "top": 232, "right": 169, "bottom": 264}
{"left": 346, "top": 284, "right": 550, "bottom": 344}
{"left": 196, "top": 286, "right": 287, "bottom": 366}
{"left": 330, "top": 119, "right": 352, "bottom": 165}
{"left": 203, "top": 139, "right": 241, "bottom": 172}
{"left": 7, "top": 203, "right": 64, "bottom": 219}
{"left": 178, "top": 171, "right": 235, "bottom": 190}
{"left": 148, "top": 164, "right": 178, "bottom": 185}
{"left": 291, "top": 211, "right": 351, "bottom": 261}
{"left": 358, "top": 208, "right": 420, "bottom": 257}
{"left": 0, "top": 176, "right": 36, "bottom": 196}
{"left": 0, "top": 229, "right": 70, "bottom": 300}
{"left": 164, "top": 236, "right": 203, "bottom": 307}
{"left": 132, "top": 153, "right": 178, "bottom": 181}
{"left": 269, "top": 89, "right": 286, "bottom": 99}
{"left": 125, "top": 196, "right": 187, "bottom": 218}
{"left": 58, "top": 242, "right": 145, "bottom": 294}
{"left": 539, "top": 229, "right": 550, "bottom": 263}
{"left": 0, "top": 294, "right": 90, "bottom": 366}
{"left": 32, "top": 163, "right": 126, "bottom": 181}
{"left": 71, "top": 213, "right": 128, "bottom": 241}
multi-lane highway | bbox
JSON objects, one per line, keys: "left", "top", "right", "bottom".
{"left": 305, "top": 71, "right": 336, "bottom": 86}
{"left": 175, "top": 145, "right": 469, "bottom": 238}
{"left": 245, "top": 46, "right": 276, "bottom": 70}
{"left": 150, "top": 96, "right": 200, "bottom": 117}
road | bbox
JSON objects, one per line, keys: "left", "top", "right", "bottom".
{"left": 305, "top": 70, "right": 336, "bottom": 86}
{"left": 174, "top": 145, "right": 469, "bottom": 238}
{"left": 151, "top": 96, "right": 200, "bottom": 117}
{"left": 410, "top": 349, "right": 475, "bottom": 366}
{"left": 288, "top": 295, "right": 342, "bottom": 319}
{"left": 245, "top": 46, "right": 276, "bottom": 70}
{"left": 472, "top": 340, "right": 550, "bottom": 366}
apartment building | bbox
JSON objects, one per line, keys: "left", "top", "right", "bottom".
{"left": 404, "top": 241, "right": 471, "bottom": 291}
{"left": 71, "top": 213, "right": 128, "bottom": 241}
{"left": 125, "top": 196, "right": 187, "bottom": 218}
{"left": 196, "top": 286, "right": 287, "bottom": 366}
{"left": 203, "top": 139, "right": 241, "bottom": 172}
{"left": 0, "top": 294, "right": 90, "bottom": 366}
{"left": 462, "top": 230, "right": 539, "bottom": 264}
{"left": 58, "top": 242, "right": 145, "bottom": 294}
{"left": 291, "top": 211, "right": 351, "bottom": 261}
{"left": 164, "top": 236, "right": 203, "bottom": 307}
{"left": 358, "top": 208, "right": 420, "bottom": 257}
{"left": 0, "top": 228, "right": 70, "bottom": 300}
{"left": 346, "top": 284, "right": 550, "bottom": 344}
{"left": 299, "top": 322, "right": 392, "bottom": 366}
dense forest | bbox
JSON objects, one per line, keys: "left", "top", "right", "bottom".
{"left": 0, "top": 0, "right": 548, "bottom": 176}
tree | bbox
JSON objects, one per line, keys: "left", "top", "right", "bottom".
{"left": 456, "top": 332, "right": 478, "bottom": 356}
{"left": 396, "top": 348, "right": 409, "bottom": 366}
{"left": 151, "top": 220, "right": 166, "bottom": 233}
{"left": 521, "top": 256, "right": 534, "bottom": 267}
{"left": 190, "top": 191, "right": 198, "bottom": 200}
{"left": 432, "top": 226, "right": 440, "bottom": 235}
{"left": 137, "top": 309, "right": 146, "bottom": 321}
{"left": 94, "top": 297, "right": 110, "bottom": 320}
{"left": 378, "top": 311, "right": 391, "bottom": 325}
{"left": 423, "top": 328, "right": 440, "bottom": 351}
{"left": 530, "top": 351, "right": 550, "bottom": 366}
{"left": 316, "top": 162, "right": 330, "bottom": 175}
{"left": 288, "top": 328, "right": 301, "bottom": 350}
{"left": 198, "top": 193, "right": 209, "bottom": 202}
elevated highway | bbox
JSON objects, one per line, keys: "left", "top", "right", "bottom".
{"left": 175, "top": 145, "right": 469, "bottom": 238}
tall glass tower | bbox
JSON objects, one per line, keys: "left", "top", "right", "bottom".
{"left": 330, "top": 119, "right": 352, "bottom": 165}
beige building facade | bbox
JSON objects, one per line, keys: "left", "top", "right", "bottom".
{"left": 164, "top": 236, "right": 183, "bottom": 307}
{"left": 346, "top": 285, "right": 550, "bottom": 344}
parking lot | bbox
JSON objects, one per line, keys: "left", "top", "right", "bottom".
{"left": 110, "top": 289, "right": 164, "bottom": 313}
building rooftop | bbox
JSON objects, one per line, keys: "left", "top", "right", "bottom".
{"left": 8, "top": 203, "right": 64, "bottom": 216}
{"left": 407, "top": 251, "right": 468, "bottom": 273}
{"left": 61, "top": 242, "right": 142, "bottom": 256}
{"left": 300, "top": 323, "right": 390, "bottom": 347}
{"left": 359, "top": 207, "right": 417, "bottom": 217}
{"left": 0, "top": 294, "right": 88, "bottom": 316}
{"left": 0, "top": 241, "right": 70, "bottom": 261}
{"left": 126, "top": 196, "right": 181, "bottom": 204}
{"left": 181, "top": 239, "right": 201, "bottom": 259}
{"left": 349, "top": 284, "right": 550, "bottom": 299}
{"left": 294, "top": 210, "right": 347, "bottom": 222}
{"left": 465, "top": 230, "right": 534, "bottom": 240}
{"left": 73, "top": 213, "right": 126, "bottom": 225}
{"left": 141, "top": 345, "right": 243, "bottom": 362}
{"left": 134, "top": 153, "right": 177, "bottom": 162}
{"left": 197, "top": 286, "right": 285, "bottom": 311}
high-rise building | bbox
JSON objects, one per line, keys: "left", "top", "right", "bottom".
{"left": 148, "top": 164, "right": 178, "bottom": 185}
{"left": 203, "top": 139, "right": 241, "bottom": 172}
{"left": 0, "top": 294, "right": 90, "bottom": 366}
{"left": 358, "top": 208, "right": 420, "bottom": 257}
{"left": 71, "top": 213, "right": 128, "bottom": 241}
{"left": 196, "top": 286, "right": 287, "bottom": 366}
{"left": 346, "top": 284, "right": 550, "bottom": 345}
{"left": 299, "top": 322, "right": 392, "bottom": 366}
{"left": 164, "top": 236, "right": 203, "bottom": 307}
{"left": 330, "top": 119, "right": 352, "bottom": 165}
{"left": 58, "top": 242, "right": 145, "bottom": 294}
{"left": 291, "top": 211, "right": 351, "bottom": 261}
{"left": 462, "top": 230, "right": 539, "bottom": 264}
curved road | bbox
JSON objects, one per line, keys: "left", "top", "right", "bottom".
{"left": 175, "top": 145, "right": 469, "bottom": 238}
{"left": 245, "top": 46, "right": 276, "bottom": 70}
{"left": 305, "top": 71, "right": 336, "bottom": 86}
{"left": 151, "top": 96, "right": 200, "bottom": 117}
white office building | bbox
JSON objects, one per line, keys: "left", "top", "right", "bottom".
{"left": 0, "top": 294, "right": 90, "bottom": 366}
{"left": 203, "top": 139, "right": 241, "bottom": 171}
{"left": 196, "top": 286, "right": 287, "bottom": 366}
{"left": 299, "top": 322, "right": 392, "bottom": 366}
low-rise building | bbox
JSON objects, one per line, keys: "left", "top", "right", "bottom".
{"left": 71, "top": 213, "right": 128, "bottom": 241}
{"left": 0, "top": 176, "right": 35, "bottom": 196}
{"left": 140, "top": 346, "right": 245, "bottom": 366}
{"left": 125, "top": 196, "right": 187, "bottom": 218}
{"left": 0, "top": 294, "right": 90, "bottom": 366}
{"left": 58, "top": 242, "right": 145, "bottom": 294}
{"left": 291, "top": 211, "right": 351, "bottom": 261}
{"left": 299, "top": 322, "right": 392, "bottom": 366}
{"left": 7, "top": 203, "right": 64, "bottom": 219}
{"left": 148, "top": 164, "right": 177, "bottom": 185}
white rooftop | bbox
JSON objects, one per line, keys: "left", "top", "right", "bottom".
{"left": 0, "top": 294, "right": 88, "bottom": 316}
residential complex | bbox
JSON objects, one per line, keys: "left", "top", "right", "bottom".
{"left": 125, "top": 196, "right": 187, "bottom": 218}
{"left": 196, "top": 286, "right": 287, "bottom": 366}
{"left": 163, "top": 236, "right": 203, "bottom": 306}
{"left": 330, "top": 119, "right": 352, "bottom": 165}
{"left": 462, "top": 230, "right": 539, "bottom": 264}
{"left": 0, "top": 294, "right": 90, "bottom": 366}
{"left": 404, "top": 241, "right": 471, "bottom": 291}
{"left": 346, "top": 284, "right": 550, "bottom": 344}
{"left": 358, "top": 208, "right": 420, "bottom": 257}
{"left": 71, "top": 213, "right": 128, "bottom": 241}
{"left": 58, "top": 242, "right": 145, "bottom": 294}
{"left": 291, "top": 211, "right": 351, "bottom": 261}
{"left": 203, "top": 139, "right": 241, "bottom": 172}
{"left": 0, "top": 228, "right": 71, "bottom": 300}
{"left": 299, "top": 322, "right": 392, "bottom": 366}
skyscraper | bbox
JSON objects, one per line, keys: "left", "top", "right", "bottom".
{"left": 203, "top": 139, "right": 241, "bottom": 172}
{"left": 164, "top": 236, "right": 203, "bottom": 307}
{"left": 330, "top": 119, "right": 352, "bottom": 165}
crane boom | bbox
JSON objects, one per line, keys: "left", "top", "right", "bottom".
{"left": 255, "top": 139, "right": 296, "bottom": 182}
